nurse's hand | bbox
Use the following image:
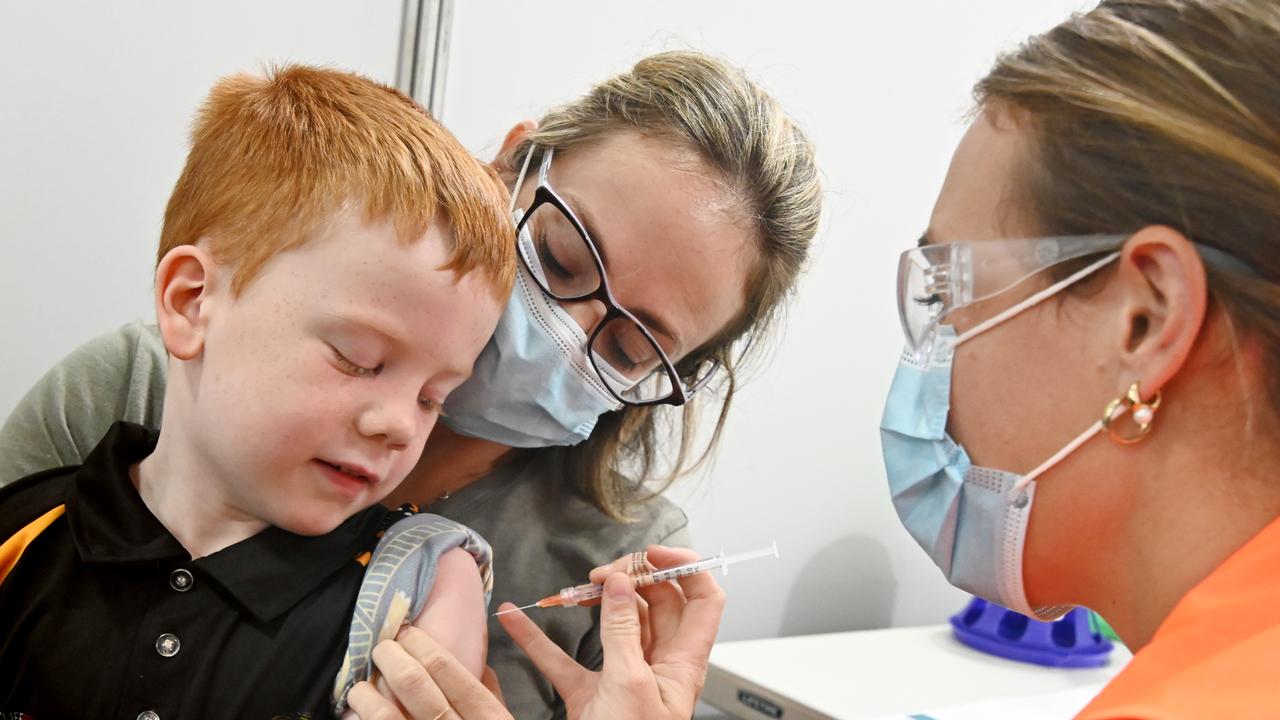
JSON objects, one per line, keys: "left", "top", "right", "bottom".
{"left": 498, "top": 545, "right": 726, "bottom": 720}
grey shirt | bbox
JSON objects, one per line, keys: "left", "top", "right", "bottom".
{"left": 0, "top": 322, "right": 692, "bottom": 720}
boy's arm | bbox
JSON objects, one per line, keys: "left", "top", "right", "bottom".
{"left": 0, "top": 322, "right": 167, "bottom": 487}
{"left": 410, "top": 547, "right": 488, "bottom": 679}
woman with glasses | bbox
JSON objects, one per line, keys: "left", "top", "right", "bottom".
{"left": 882, "top": 1, "right": 1280, "bottom": 717}
{"left": 0, "top": 50, "right": 821, "bottom": 719}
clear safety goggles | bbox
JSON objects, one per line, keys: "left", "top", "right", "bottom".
{"left": 897, "top": 234, "right": 1127, "bottom": 362}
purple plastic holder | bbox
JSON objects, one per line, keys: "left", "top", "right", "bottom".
{"left": 949, "top": 597, "right": 1113, "bottom": 668}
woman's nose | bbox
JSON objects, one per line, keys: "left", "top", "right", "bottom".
{"left": 560, "top": 298, "right": 608, "bottom": 337}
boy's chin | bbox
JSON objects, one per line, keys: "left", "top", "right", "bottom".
{"left": 274, "top": 507, "right": 353, "bottom": 537}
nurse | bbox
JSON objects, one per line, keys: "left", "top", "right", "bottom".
{"left": 883, "top": 0, "right": 1280, "bottom": 716}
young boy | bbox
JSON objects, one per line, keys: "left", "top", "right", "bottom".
{"left": 0, "top": 65, "right": 514, "bottom": 718}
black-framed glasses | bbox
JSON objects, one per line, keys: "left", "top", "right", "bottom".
{"left": 513, "top": 146, "right": 720, "bottom": 407}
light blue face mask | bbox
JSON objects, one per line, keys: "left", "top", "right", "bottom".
{"left": 880, "top": 254, "right": 1119, "bottom": 619}
{"left": 442, "top": 252, "right": 623, "bottom": 448}
{"left": 442, "top": 151, "right": 624, "bottom": 448}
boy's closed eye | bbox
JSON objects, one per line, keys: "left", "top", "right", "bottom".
{"left": 328, "top": 343, "right": 383, "bottom": 377}
{"left": 326, "top": 342, "right": 445, "bottom": 415}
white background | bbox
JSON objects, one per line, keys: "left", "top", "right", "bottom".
{"left": 1, "top": 1, "right": 1086, "bottom": 645}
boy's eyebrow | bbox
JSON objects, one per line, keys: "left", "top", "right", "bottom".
{"left": 322, "top": 310, "right": 406, "bottom": 347}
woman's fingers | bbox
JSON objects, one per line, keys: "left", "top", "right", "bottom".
{"left": 367, "top": 638, "right": 452, "bottom": 720}
{"left": 588, "top": 554, "right": 635, "bottom": 585}
{"left": 394, "top": 626, "right": 511, "bottom": 718}
{"left": 642, "top": 544, "right": 699, "bottom": 569}
{"left": 587, "top": 545, "right": 709, "bottom": 662}
{"left": 668, "top": 564, "right": 727, "bottom": 664}
{"left": 347, "top": 680, "right": 407, "bottom": 720}
{"left": 497, "top": 602, "right": 587, "bottom": 691}
{"left": 597, "top": 572, "right": 651, "bottom": 679}
{"left": 481, "top": 666, "right": 504, "bottom": 707}
{"left": 635, "top": 577, "right": 684, "bottom": 649}
{"left": 634, "top": 592, "right": 654, "bottom": 659}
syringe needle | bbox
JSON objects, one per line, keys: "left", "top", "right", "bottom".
{"left": 493, "top": 602, "right": 540, "bottom": 616}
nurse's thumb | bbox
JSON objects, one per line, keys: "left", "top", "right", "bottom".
{"left": 599, "top": 572, "right": 647, "bottom": 677}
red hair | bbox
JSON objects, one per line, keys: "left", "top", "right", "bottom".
{"left": 159, "top": 64, "right": 513, "bottom": 298}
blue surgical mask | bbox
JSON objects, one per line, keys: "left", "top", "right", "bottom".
{"left": 442, "top": 148, "right": 624, "bottom": 448}
{"left": 879, "top": 253, "right": 1118, "bottom": 619}
{"left": 442, "top": 247, "right": 623, "bottom": 448}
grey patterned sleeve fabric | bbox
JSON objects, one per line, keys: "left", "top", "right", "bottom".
{"left": 331, "top": 512, "right": 495, "bottom": 715}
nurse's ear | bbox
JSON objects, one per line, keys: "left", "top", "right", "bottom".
{"left": 153, "top": 243, "right": 222, "bottom": 361}
{"left": 1111, "top": 225, "right": 1209, "bottom": 396}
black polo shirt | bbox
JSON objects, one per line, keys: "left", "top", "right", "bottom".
{"left": 0, "top": 422, "right": 396, "bottom": 719}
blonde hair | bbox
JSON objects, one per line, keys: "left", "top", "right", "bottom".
{"left": 511, "top": 51, "right": 823, "bottom": 519}
{"left": 160, "top": 64, "right": 514, "bottom": 298}
{"left": 975, "top": 1, "right": 1280, "bottom": 408}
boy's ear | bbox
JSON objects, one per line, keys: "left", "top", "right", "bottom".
{"left": 154, "top": 244, "right": 220, "bottom": 361}
{"left": 491, "top": 120, "right": 538, "bottom": 175}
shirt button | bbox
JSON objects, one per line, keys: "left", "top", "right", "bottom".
{"left": 137, "top": 711, "right": 160, "bottom": 720}
{"left": 169, "top": 568, "right": 194, "bottom": 592}
{"left": 155, "top": 633, "right": 181, "bottom": 658}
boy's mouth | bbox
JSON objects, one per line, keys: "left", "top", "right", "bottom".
{"left": 315, "top": 459, "right": 379, "bottom": 486}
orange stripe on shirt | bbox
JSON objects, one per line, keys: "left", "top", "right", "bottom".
{"left": 0, "top": 504, "right": 66, "bottom": 587}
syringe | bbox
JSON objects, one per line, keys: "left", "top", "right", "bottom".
{"left": 494, "top": 541, "right": 780, "bottom": 615}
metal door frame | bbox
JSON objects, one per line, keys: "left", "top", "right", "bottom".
{"left": 396, "top": 0, "right": 454, "bottom": 114}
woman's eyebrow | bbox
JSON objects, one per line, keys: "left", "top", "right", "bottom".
{"left": 561, "top": 190, "right": 610, "bottom": 265}
{"left": 560, "top": 190, "right": 683, "bottom": 354}
{"left": 631, "top": 307, "right": 683, "bottom": 355}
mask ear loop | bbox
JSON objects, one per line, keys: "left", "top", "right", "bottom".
{"left": 510, "top": 144, "right": 536, "bottom": 214}
{"left": 940, "top": 251, "right": 1120, "bottom": 496}
{"left": 1011, "top": 422, "right": 1105, "bottom": 495}
{"left": 1010, "top": 381, "right": 1163, "bottom": 494}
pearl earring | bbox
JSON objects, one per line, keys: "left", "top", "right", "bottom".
{"left": 1101, "top": 381, "right": 1162, "bottom": 444}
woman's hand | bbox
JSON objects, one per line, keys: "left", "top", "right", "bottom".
{"left": 498, "top": 545, "right": 726, "bottom": 720}
{"left": 346, "top": 545, "right": 726, "bottom": 720}
{"left": 346, "top": 627, "right": 511, "bottom": 720}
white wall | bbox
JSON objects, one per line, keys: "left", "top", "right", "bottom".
{"left": 2, "top": 1, "right": 1089, "bottom": 647}
{"left": 0, "top": 0, "right": 401, "bottom": 414}
{"left": 442, "top": 0, "right": 1089, "bottom": 643}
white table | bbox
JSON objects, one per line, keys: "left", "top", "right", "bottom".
{"left": 702, "top": 625, "right": 1131, "bottom": 720}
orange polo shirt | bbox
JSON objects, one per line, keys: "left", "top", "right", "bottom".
{"left": 1077, "top": 513, "right": 1280, "bottom": 719}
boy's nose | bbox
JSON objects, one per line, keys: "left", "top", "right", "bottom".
{"left": 356, "top": 398, "right": 417, "bottom": 451}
